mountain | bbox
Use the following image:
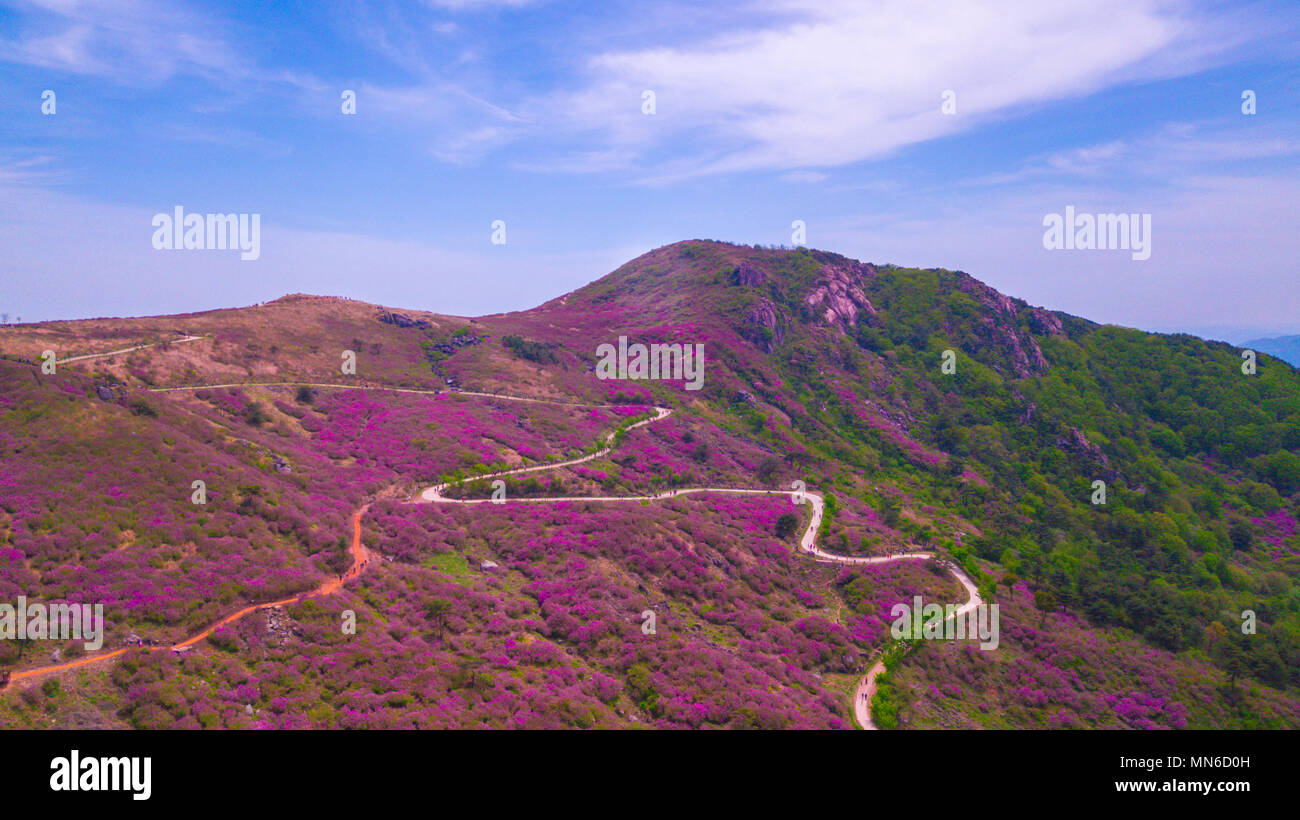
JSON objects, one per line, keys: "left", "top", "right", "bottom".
{"left": 1245, "top": 335, "right": 1300, "bottom": 368}
{"left": 1, "top": 240, "right": 1298, "bottom": 729}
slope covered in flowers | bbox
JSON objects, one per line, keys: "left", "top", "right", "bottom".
{"left": 2, "top": 493, "right": 958, "bottom": 728}
{"left": 3, "top": 239, "right": 1299, "bottom": 729}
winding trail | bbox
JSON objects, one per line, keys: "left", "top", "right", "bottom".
{"left": 417, "top": 400, "right": 980, "bottom": 729}
{"left": 4, "top": 508, "right": 372, "bottom": 687}
{"left": 852, "top": 561, "right": 981, "bottom": 730}
{"left": 4, "top": 381, "right": 979, "bottom": 729}
{"left": 55, "top": 334, "right": 207, "bottom": 364}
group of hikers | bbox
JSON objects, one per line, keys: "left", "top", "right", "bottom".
{"left": 340, "top": 556, "right": 376, "bottom": 581}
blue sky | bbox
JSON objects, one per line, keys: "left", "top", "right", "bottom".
{"left": 1, "top": 0, "right": 1297, "bottom": 342}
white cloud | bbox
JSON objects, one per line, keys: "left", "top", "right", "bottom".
{"left": 0, "top": 0, "right": 250, "bottom": 85}
{"left": 966, "top": 122, "right": 1300, "bottom": 187}
{"left": 780, "top": 170, "right": 828, "bottom": 183}
{"left": 533, "top": 0, "right": 1252, "bottom": 178}
{"left": 0, "top": 154, "right": 63, "bottom": 185}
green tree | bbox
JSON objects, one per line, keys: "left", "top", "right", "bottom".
{"left": 1229, "top": 519, "right": 1253, "bottom": 552}
{"left": 243, "top": 401, "right": 269, "bottom": 426}
{"left": 1033, "top": 589, "right": 1058, "bottom": 627}
{"left": 423, "top": 598, "right": 454, "bottom": 641}
{"left": 880, "top": 496, "right": 902, "bottom": 528}
{"left": 999, "top": 572, "right": 1018, "bottom": 600}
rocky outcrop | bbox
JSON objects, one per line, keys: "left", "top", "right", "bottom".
{"left": 1056, "top": 426, "right": 1117, "bottom": 480}
{"left": 377, "top": 311, "right": 432, "bottom": 329}
{"left": 742, "top": 300, "right": 785, "bottom": 352}
{"left": 977, "top": 321, "right": 1049, "bottom": 377}
{"left": 265, "top": 605, "right": 295, "bottom": 646}
{"left": 427, "top": 333, "right": 482, "bottom": 357}
{"left": 954, "top": 272, "right": 1062, "bottom": 378}
{"left": 805, "top": 263, "right": 877, "bottom": 330}
{"left": 1027, "top": 308, "right": 1064, "bottom": 336}
{"left": 731, "top": 261, "right": 767, "bottom": 287}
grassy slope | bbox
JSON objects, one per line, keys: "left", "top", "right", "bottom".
{"left": 1, "top": 240, "right": 1297, "bottom": 728}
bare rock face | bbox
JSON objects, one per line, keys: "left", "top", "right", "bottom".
{"left": 1056, "top": 426, "right": 1118, "bottom": 481}
{"left": 980, "top": 321, "right": 1049, "bottom": 377}
{"left": 804, "top": 263, "right": 877, "bottom": 331}
{"left": 265, "top": 605, "right": 295, "bottom": 647}
{"left": 954, "top": 273, "right": 1062, "bottom": 378}
{"left": 742, "top": 299, "right": 786, "bottom": 352}
{"left": 377, "top": 311, "right": 431, "bottom": 329}
{"left": 427, "top": 333, "right": 482, "bottom": 356}
{"left": 732, "top": 261, "right": 767, "bottom": 287}
{"left": 1027, "top": 308, "right": 1064, "bottom": 336}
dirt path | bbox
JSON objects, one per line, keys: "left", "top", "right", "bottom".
{"left": 418, "top": 400, "right": 975, "bottom": 731}
{"left": 5, "top": 508, "right": 373, "bottom": 688}
{"left": 56, "top": 335, "right": 207, "bottom": 364}
{"left": 851, "top": 560, "right": 982, "bottom": 730}
{"left": 4, "top": 383, "right": 977, "bottom": 730}
{"left": 150, "top": 382, "right": 627, "bottom": 408}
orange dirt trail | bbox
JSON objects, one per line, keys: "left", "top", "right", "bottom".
{"left": 5, "top": 508, "right": 372, "bottom": 688}
{"left": 4, "top": 383, "right": 974, "bottom": 729}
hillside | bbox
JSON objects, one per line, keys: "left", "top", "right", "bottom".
{"left": 1, "top": 240, "right": 1298, "bottom": 729}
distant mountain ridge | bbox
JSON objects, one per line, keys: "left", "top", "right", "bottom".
{"left": 1244, "top": 335, "right": 1300, "bottom": 368}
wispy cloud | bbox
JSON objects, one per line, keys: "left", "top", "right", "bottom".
{"left": 968, "top": 122, "right": 1300, "bottom": 187}
{"left": 148, "top": 122, "right": 292, "bottom": 156}
{"left": 0, "top": 154, "right": 64, "bottom": 186}
{"left": 780, "top": 170, "right": 828, "bottom": 184}
{"left": 0, "top": 0, "right": 250, "bottom": 85}
{"left": 425, "top": 0, "right": 543, "bottom": 10}
{"left": 0, "top": 0, "right": 1295, "bottom": 339}
{"left": 527, "top": 0, "right": 1266, "bottom": 179}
